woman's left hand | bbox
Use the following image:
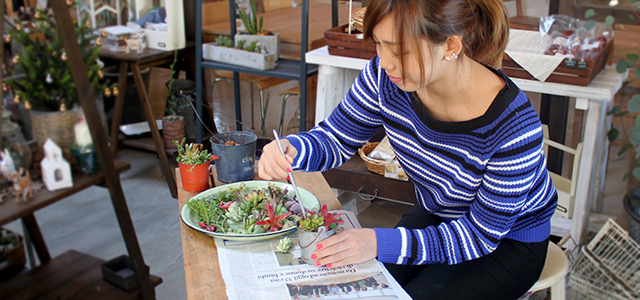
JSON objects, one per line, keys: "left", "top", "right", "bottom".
{"left": 312, "top": 228, "right": 377, "bottom": 268}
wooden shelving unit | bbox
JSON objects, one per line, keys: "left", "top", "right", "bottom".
{"left": 0, "top": 2, "right": 161, "bottom": 298}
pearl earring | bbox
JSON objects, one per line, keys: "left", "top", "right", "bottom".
{"left": 452, "top": 53, "right": 458, "bottom": 59}
{"left": 445, "top": 56, "right": 451, "bottom": 61}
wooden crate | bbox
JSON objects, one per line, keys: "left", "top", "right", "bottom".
{"left": 502, "top": 36, "right": 614, "bottom": 86}
{"left": 324, "top": 24, "right": 376, "bottom": 60}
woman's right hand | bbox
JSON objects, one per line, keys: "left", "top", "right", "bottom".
{"left": 258, "top": 138, "right": 299, "bottom": 180}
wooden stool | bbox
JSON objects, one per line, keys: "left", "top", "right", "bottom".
{"left": 278, "top": 86, "right": 300, "bottom": 136}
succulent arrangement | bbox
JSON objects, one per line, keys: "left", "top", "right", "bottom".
{"left": 173, "top": 138, "right": 214, "bottom": 169}
{"left": 298, "top": 204, "right": 344, "bottom": 232}
{"left": 214, "top": 36, "right": 266, "bottom": 53}
{"left": 186, "top": 183, "right": 305, "bottom": 234}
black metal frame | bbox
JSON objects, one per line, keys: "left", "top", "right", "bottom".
{"left": 194, "top": 0, "right": 338, "bottom": 142}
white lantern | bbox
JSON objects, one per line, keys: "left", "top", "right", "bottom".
{"left": 40, "top": 139, "right": 73, "bottom": 191}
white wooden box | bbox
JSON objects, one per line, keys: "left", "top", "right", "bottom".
{"left": 134, "top": 0, "right": 185, "bottom": 51}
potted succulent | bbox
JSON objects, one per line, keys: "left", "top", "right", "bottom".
{"left": 163, "top": 51, "right": 190, "bottom": 149}
{"left": 202, "top": 34, "right": 276, "bottom": 71}
{"left": 236, "top": 0, "right": 280, "bottom": 59}
{"left": 297, "top": 204, "right": 344, "bottom": 265}
{"left": 174, "top": 138, "right": 219, "bottom": 192}
{"left": 209, "top": 131, "right": 258, "bottom": 183}
{"left": 6, "top": 9, "right": 113, "bottom": 164}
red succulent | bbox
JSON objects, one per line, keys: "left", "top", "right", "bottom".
{"left": 319, "top": 204, "right": 344, "bottom": 229}
{"left": 255, "top": 205, "right": 291, "bottom": 232}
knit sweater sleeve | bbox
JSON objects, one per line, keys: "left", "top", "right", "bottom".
{"left": 374, "top": 124, "right": 554, "bottom": 265}
{"left": 285, "top": 57, "right": 384, "bottom": 171}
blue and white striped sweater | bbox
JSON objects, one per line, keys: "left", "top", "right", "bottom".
{"left": 286, "top": 57, "right": 557, "bottom": 265}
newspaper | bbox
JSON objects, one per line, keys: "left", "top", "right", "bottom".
{"left": 215, "top": 210, "right": 411, "bottom": 300}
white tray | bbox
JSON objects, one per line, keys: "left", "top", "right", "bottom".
{"left": 119, "top": 120, "right": 163, "bottom": 136}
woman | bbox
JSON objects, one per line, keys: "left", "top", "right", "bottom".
{"left": 259, "top": 0, "right": 557, "bottom": 298}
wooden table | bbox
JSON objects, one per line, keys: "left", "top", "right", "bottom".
{"left": 201, "top": 2, "right": 357, "bottom": 60}
{"left": 306, "top": 45, "right": 628, "bottom": 249}
{"left": 177, "top": 168, "right": 342, "bottom": 299}
{"left": 99, "top": 43, "right": 197, "bottom": 199}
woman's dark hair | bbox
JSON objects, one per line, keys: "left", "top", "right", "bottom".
{"left": 363, "top": 0, "right": 509, "bottom": 84}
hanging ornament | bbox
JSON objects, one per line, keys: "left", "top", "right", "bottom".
{"left": 104, "top": 88, "right": 112, "bottom": 97}
{"left": 97, "top": 70, "right": 104, "bottom": 79}
{"left": 95, "top": 38, "right": 102, "bottom": 47}
{"left": 51, "top": 51, "right": 57, "bottom": 58}
{"left": 101, "top": 30, "right": 108, "bottom": 38}
{"left": 11, "top": 56, "right": 19, "bottom": 65}
{"left": 59, "top": 103, "right": 67, "bottom": 112}
{"left": 85, "top": 21, "right": 91, "bottom": 29}
{"left": 46, "top": 73, "right": 53, "bottom": 84}
{"left": 61, "top": 52, "right": 67, "bottom": 61}
{"left": 66, "top": 0, "right": 75, "bottom": 6}
{"left": 34, "top": 11, "right": 42, "bottom": 19}
{"left": 2, "top": 84, "right": 7, "bottom": 92}
{"left": 13, "top": 94, "right": 20, "bottom": 104}
{"left": 112, "top": 87, "right": 119, "bottom": 97}
{"left": 24, "top": 101, "right": 31, "bottom": 110}
{"left": 15, "top": 23, "right": 22, "bottom": 31}
{"left": 4, "top": 34, "right": 11, "bottom": 43}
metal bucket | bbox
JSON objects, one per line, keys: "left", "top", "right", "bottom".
{"left": 210, "top": 131, "right": 257, "bottom": 183}
{"left": 298, "top": 226, "right": 337, "bottom": 265}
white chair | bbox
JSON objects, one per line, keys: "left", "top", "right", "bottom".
{"left": 519, "top": 234, "right": 571, "bottom": 300}
{"left": 542, "top": 125, "right": 583, "bottom": 219}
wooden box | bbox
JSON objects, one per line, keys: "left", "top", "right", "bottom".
{"left": 324, "top": 24, "right": 376, "bottom": 60}
{"left": 502, "top": 35, "right": 614, "bottom": 86}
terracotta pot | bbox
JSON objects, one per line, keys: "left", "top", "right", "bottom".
{"left": 162, "top": 116, "right": 185, "bottom": 149}
{"left": 178, "top": 156, "right": 217, "bottom": 192}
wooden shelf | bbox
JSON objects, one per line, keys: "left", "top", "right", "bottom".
{"left": 0, "top": 250, "right": 162, "bottom": 299}
{"left": 0, "top": 160, "right": 131, "bottom": 226}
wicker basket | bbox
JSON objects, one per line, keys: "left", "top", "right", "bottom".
{"left": 358, "top": 142, "right": 387, "bottom": 175}
{"left": 30, "top": 109, "right": 80, "bottom": 165}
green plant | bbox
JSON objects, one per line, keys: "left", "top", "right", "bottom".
{"left": 237, "top": 40, "right": 246, "bottom": 49}
{"left": 173, "top": 138, "right": 213, "bottom": 167}
{"left": 6, "top": 8, "right": 110, "bottom": 112}
{"left": 245, "top": 41, "right": 262, "bottom": 53}
{"left": 164, "top": 51, "right": 190, "bottom": 121}
{"left": 297, "top": 204, "right": 343, "bottom": 232}
{"left": 238, "top": 0, "right": 263, "bottom": 35}
{"left": 586, "top": 9, "right": 640, "bottom": 181}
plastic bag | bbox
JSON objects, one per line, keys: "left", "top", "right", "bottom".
{"left": 539, "top": 14, "right": 613, "bottom": 60}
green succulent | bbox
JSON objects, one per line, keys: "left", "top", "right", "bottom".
{"left": 238, "top": 0, "right": 263, "bottom": 35}
{"left": 298, "top": 214, "right": 324, "bottom": 232}
{"left": 173, "top": 138, "right": 213, "bottom": 170}
{"left": 277, "top": 237, "right": 293, "bottom": 253}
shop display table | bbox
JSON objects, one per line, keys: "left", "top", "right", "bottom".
{"left": 99, "top": 43, "right": 197, "bottom": 199}
{"left": 177, "top": 168, "right": 342, "bottom": 299}
{"left": 306, "top": 46, "right": 627, "bottom": 249}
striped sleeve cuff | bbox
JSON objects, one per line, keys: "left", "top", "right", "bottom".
{"left": 284, "top": 135, "right": 306, "bottom": 170}
{"left": 374, "top": 227, "right": 406, "bottom": 264}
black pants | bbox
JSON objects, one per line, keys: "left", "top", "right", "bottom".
{"left": 384, "top": 205, "right": 548, "bottom": 300}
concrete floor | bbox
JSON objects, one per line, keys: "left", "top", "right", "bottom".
{"left": 2, "top": 68, "right": 633, "bottom": 299}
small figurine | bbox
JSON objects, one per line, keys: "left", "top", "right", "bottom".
{"left": 0, "top": 148, "right": 16, "bottom": 179}
{"left": 125, "top": 33, "right": 144, "bottom": 55}
{"left": 11, "top": 168, "right": 32, "bottom": 203}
